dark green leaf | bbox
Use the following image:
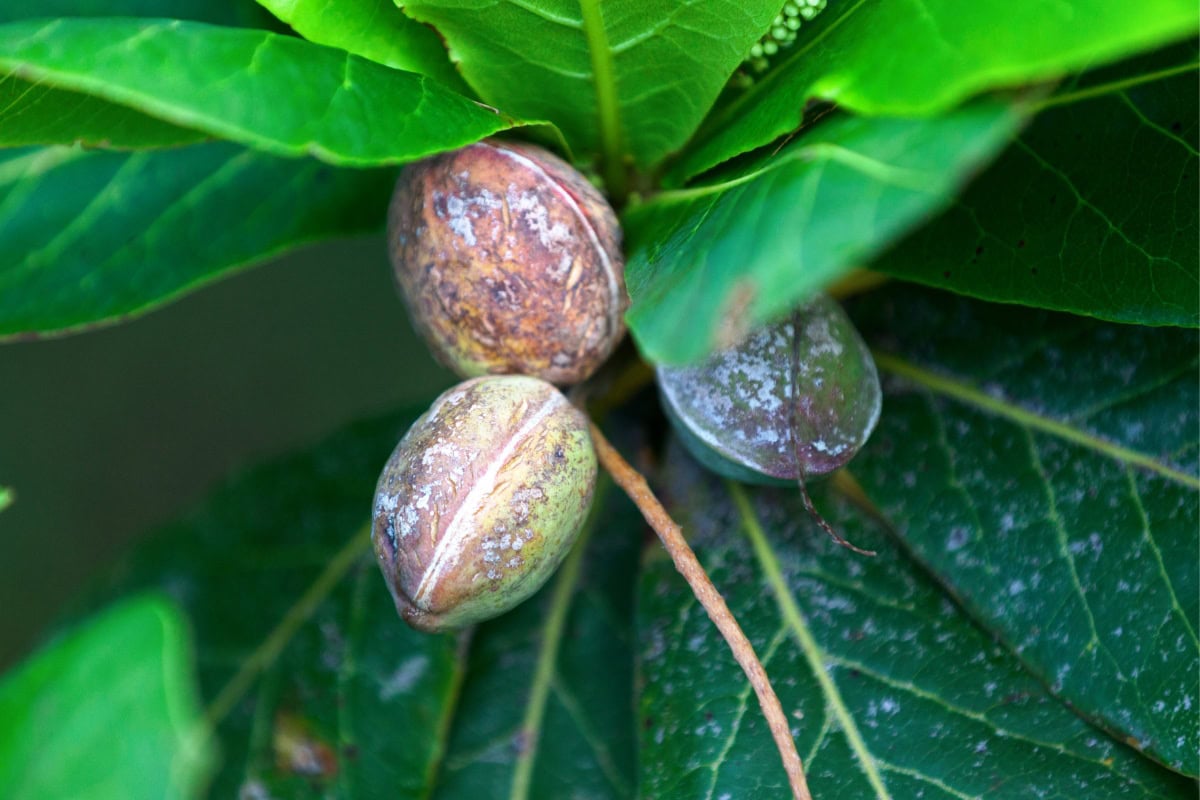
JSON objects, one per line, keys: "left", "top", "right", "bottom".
{"left": 849, "top": 284, "right": 1199, "bottom": 775}
{"left": 0, "top": 0, "right": 277, "bottom": 27}
{"left": 253, "top": 0, "right": 468, "bottom": 91}
{"left": 674, "top": 0, "right": 1199, "bottom": 182}
{"left": 638, "top": 442, "right": 1195, "bottom": 797}
{"left": 83, "top": 411, "right": 640, "bottom": 797}
{"left": 0, "top": 18, "right": 520, "bottom": 167}
{"left": 0, "top": 143, "right": 394, "bottom": 339}
{"left": 401, "top": 0, "right": 785, "bottom": 173}
{"left": 878, "top": 45, "right": 1199, "bottom": 327}
{"left": 88, "top": 412, "right": 463, "bottom": 797}
{"left": 0, "top": 76, "right": 207, "bottom": 149}
{"left": 624, "top": 100, "right": 1021, "bottom": 365}
{"left": 0, "top": 594, "right": 214, "bottom": 799}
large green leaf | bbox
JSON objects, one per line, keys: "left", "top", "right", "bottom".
{"left": 624, "top": 99, "right": 1021, "bottom": 366}
{"left": 253, "top": 0, "right": 468, "bottom": 91}
{"left": 638, "top": 444, "right": 1193, "bottom": 797}
{"left": 0, "top": 143, "right": 394, "bottom": 339}
{"left": 0, "top": 18, "right": 520, "bottom": 167}
{"left": 673, "top": 0, "right": 1199, "bottom": 182}
{"left": 0, "top": 77, "right": 207, "bottom": 149}
{"left": 0, "top": 0, "right": 303, "bottom": 150}
{"left": 849, "top": 285, "right": 1199, "bottom": 775}
{"left": 400, "top": 0, "right": 784, "bottom": 178}
{"left": 0, "top": 594, "right": 214, "bottom": 799}
{"left": 878, "top": 45, "right": 1199, "bottom": 328}
{"left": 78, "top": 411, "right": 640, "bottom": 797}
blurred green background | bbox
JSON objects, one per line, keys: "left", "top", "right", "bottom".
{"left": 0, "top": 236, "right": 455, "bottom": 670}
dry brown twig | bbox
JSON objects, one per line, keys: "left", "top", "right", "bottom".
{"left": 587, "top": 422, "right": 813, "bottom": 800}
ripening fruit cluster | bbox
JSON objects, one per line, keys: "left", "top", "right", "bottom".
{"left": 374, "top": 134, "right": 881, "bottom": 633}
{"left": 373, "top": 140, "right": 625, "bottom": 632}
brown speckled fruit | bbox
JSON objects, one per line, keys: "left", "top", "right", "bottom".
{"left": 372, "top": 375, "right": 597, "bottom": 632}
{"left": 388, "top": 139, "right": 626, "bottom": 385}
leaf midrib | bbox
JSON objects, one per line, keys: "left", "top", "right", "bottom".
{"left": 873, "top": 351, "right": 1200, "bottom": 489}
{"left": 203, "top": 524, "right": 372, "bottom": 728}
{"left": 729, "top": 481, "right": 894, "bottom": 799}
{"left": 1034, "top": 60, "right": 1200, "bottom": 112}
{"left": 508, "top": 481, "right": 610, "bottom": 800}
{"left": 578, "top": 0, "right": 624, "bottom": 200}
{"left": 638, "top": 141, "right": 933, "bottom": 210}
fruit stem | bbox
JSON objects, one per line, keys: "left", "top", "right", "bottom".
{"left": 588, "top": 422, "right": 813, "bottom": 800}
{"left": 789, "top": 308, "right": 876, "bottom": 557}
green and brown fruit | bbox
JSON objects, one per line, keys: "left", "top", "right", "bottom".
{"left": 656, "top": 293, "right": 881, "bottom": 485}
{"left": 388, "top": 139, "right": 627, "bottom": 385}
{"left": 372, "top": 375, "right": 597, "bottom": 632}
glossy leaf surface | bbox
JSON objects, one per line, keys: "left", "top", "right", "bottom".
{"left": 675, "top": 0, "right": 1199, "bottom": 181}
{"left": 878, "top": 46, "right": 1199, "bottom": 328}
{"left": 0, "top": 595, "right": 214, "bottom": 799}
{"left": 637, "top": 443, "right": 1193, "bottom": 797}
{"left": 0, "top": 144, "right": 395, "bottom": 339}
{"left": 625, "top": 100, "right": 1021, "bottom": 365}
{"left": 0, "top": 18, "right": 518, "bottom": 167}
{"left": 402, "top": 0, "right": 784, "bottom": 170}
{"left": 851, "top": 285, "right": 1199, "bottom": 775}
{"left": 253, "top": 0, "right": 467, "bottom": 90}
{"left": 0, "top": 78, "right": 207, "bottom": 150}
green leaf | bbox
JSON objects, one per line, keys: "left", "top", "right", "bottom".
{"left": 0, "top": 594, "right": 214, "bottom": 799}
{"left": 253, "top": 0, "right": 468, "bottom": 91}
{"left": 0, "top": 76, "right": 207, "bottom": 149}
{"left": 401, "top": 0, "right": 786, "bottom": 176}
{"left": 674, "top": 0, "right": 1199, "bottom": 182}
{"left": 84, "top": 412, "right": 461, "bottom": 797}
{"left": 0, "top": 486, "right": 12, "bottom": 513}
{"left": 849, "top": 284, "right": 1199, "bottom": 775}
{"left": 624, "top": 99, "right": 1022, "bottom": 366}
{"left": 0, "top": 0, "right": 277, "bottom": 27}
{"left": 639, "top": 445, "right": 1193, "bottom": 797}
{"left": 0, "top": 0, "right": 289, "bottom": 148}
{"left": 0, "top": 143, "right": 395, "bottom": 339}
{"left": 83, "top": 411, "right": 640, "bottom": 796}
{"left": 878, "top": 45, "right": 1199, "bottom": 328}
{"left": 0, "top": 18, "right": 520, "bottom": 167}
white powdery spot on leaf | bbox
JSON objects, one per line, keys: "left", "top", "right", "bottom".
{"left": 379, "top": 655, "right": 430, "bottom": 700}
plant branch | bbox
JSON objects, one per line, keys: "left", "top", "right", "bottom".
{"left": 588, "top": 423, "right": 813, "bottom": 800}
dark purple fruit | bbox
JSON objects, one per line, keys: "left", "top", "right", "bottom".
{"left": 656, "top": 293, "right": 881, "bottom": 484}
